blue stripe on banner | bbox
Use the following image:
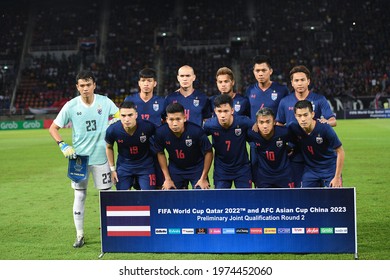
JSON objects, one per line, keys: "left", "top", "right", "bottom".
{"left": 107, "top": 216, "right": 150, "bottom": 226}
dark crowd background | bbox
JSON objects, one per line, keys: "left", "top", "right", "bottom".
{"left": 1, "top": 0, "right": 389, "bottom": 114}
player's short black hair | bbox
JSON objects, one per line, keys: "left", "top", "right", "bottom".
{"left": 166, "top": 103, "right": 185, "bottom": 115}
{"left": 256, "top": 107, "right": 275, "bottom": 119}
{"left": 139, "top": 68, "right": 157, "bottom": 80}
{"left": 76, "top": 70, "right": 96, "bottom": 83}
{"left": 214, "top": 94, "right": 233, "bottom": 108}
{"left": 294, "top": 100, "right": 313, "bottom": 113}
{"left": 119, "top": 101, "right": 137, "bottom": 111}
{"left": 289, "top": 65, "right": 311, "bottom": 80}
{"left": 252, "top": 55, "right": 272, "bottom": 69}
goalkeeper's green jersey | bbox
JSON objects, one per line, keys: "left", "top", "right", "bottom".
{"left": 54, "top": 94, "right": 118, "bottom": 165}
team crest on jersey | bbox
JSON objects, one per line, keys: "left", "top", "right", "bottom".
{"left": 311, "top": 101, "right": 316, "bottom": 112}
{"left": 97, "top": 105, "right": 103, "bottom": 115}
{"left": 193, "top": 99, "right": 200, "bottom": 107}
{"left": 316, "top": 135, "right": 323, "bottom": 144}
{"left": 153, "top": 103, "right": 159, "bottom": 111}
{"left": 271, "top": 91, "right": 278, "bottom": 101}
{"left": 185, "top": 139, "right": 193, "bottom": 147}
{"left": 276, "top": 139, "right": 283, "bottom": 148}
{"left": 235, "top": 128, "right": 242, "bottom": 136}
{"left": 140, "top": 135, "right": 147, "bottom": 143}
{"left": 234, "top": 102, "right": 241, "bottom": 112}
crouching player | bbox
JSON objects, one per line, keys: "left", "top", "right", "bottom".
{"left": 289, "top": 100, "right": 344, "bottom": 188}
{"left": 105, "top": 101, "right": 157, "bottom": 190}
{"left": 154, "top": 103, "right": 213, "bottom": 190}
{"left": 203, "top": 94, "right": 253, "bottom": 189}
{"left": 247, "top": 107, "right": 294, "bottom": 188}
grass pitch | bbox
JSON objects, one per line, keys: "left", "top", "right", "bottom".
{"left": 0, "top": 119, "right": 389, "bottom": 260}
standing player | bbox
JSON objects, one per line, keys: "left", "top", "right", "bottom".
{"left": 276, "top": 65, "right": 337, "bottom": 188}
{"left": 247, "top": 108, "right": 293, "bottom": 188}
{"left": 124, "top": 68, "right": 165, "bottom": 187}
{"left": 276, "top": 65, "right": 336, "bottom": 127}
{"left": 154, "top": 103, "right": 213, "bottom": 190}
{"left": 245, "top": 55, "right": 289, "bottom": 121}
{"left": 210, "top": 67, "right": 250, "bottom": 117}
{"left": 49, "top": 70, "right": 118, "bottom": 248}
{"left": 203, "top": 94, "right": 253, "bottom": 189}
{"left": 105, "top": 101, "right": 156, "bottom": 190}
{"left": 245, "top": 55, "right": 289, "bottom": 187}
{"left": 124, "top": 68, "right": 165, "bottom": 127}
{"left": 164, "top": 65, "right": 212, "bottom": 126}
{"left": 288, "top": 100, "right": 344, "bottom": 188}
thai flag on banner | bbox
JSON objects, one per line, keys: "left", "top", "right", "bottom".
{"left": 106, "top": 206, "right": 151, "bottom": 237}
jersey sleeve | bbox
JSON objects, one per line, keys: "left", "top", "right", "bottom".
{"left": 275, "top": 98, "right": 287, "bottom": 124}
{"left": 105, "top": 125, "right": 115, "bottom": 145}
{"left": 242, "top": 95, "right": 251, "bottom": 117}
{"left": 53, "top": 101, "right": 71, "bottom": 127}
{"left": 318, "top": 96, "right": 336, "bottom": 119}
{"left": 202, "top": 97, "right": 212, "bottom": 119}
{"left": 108, "top": 98, "right": 119, "bottom": 116}
{"left": 326, "top": 126, "right": 342, "bottom": 149}
{"left": 202, "top": 119, "right": 212, "bottom": 135}
{"left": 199, "top": 130, "right": 212, "bottom": 153}
{"left": 153, "top": 128, "right": 165, "bottom": 153}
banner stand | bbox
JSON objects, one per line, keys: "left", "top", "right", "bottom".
{"left": 99, "top": 188, "right": 357, "bottom": 256}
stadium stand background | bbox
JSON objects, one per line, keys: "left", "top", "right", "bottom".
{"left": 1, "top": 0, "right": 389, "bottom": 117}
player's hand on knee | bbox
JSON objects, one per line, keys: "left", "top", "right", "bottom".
{"left": 195, "top": 179, "right": 210, "bottom": 189}
{"left": 58, "top": 141, "right": 76, "bottom": 159}
{"left": 162, "top": 178, "right": 176, "bottom": 190}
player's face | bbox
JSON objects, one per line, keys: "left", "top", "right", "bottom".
{"left": 216, "top": 74, "right": 234, "bottom": 94}
{"left": 138, "top": 78, "right": 157, "bottom": 95}
{"left": 253, "top": 63, "right": 273, "bottom": 84}
{"left": 215, "top": 103, "right": 234, "bottom": 127}
{"left": 257, "top": 115, "right": 275, "bottom": 137}
{"left": 120, "top": 108, "right": 138, "bottom": 129}
{"left": 76, "top": 78, "right": 96, "bottom": 98}
{"left": 294, "top": 107, "right": 315, "bottom": 130}
{"left": 166, "top": 112, "right": 186, "bottom": 134}
{"left": 291, "top": 72, "right": 310, "bottom": 95}
{"left": 177, "top": 67, "right": 196, "bottom": 89}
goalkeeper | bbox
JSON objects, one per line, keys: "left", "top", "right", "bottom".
{"left": 49, "top": 70, "right": 118, "bottom": 248}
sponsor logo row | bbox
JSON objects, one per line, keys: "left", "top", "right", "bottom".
{"left": 154, "top": 227, "right": 348, "bottom": 235}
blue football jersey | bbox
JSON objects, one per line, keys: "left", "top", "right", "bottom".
{"left": 203, "top": 115, "right": 253, "bottom": 174}
{"left": 124, "top": 93, "right": 166, "bottom": 127}
{"left": 247, "top": 125, "right": 292, "bottom": 176}
{"left": 276, "top": 91, "right": 336, "bottom": 126}
{"left": 164, "top": 89, "right": 212, "bottom": 126}
{"left": 105, "top": 119, "right": 156, "bottom": 169}
{"left": 288, "top": 121, "right": 342, "bottom": 175}
{"left": 245, "top": 82, "right": 289, "bottom": 121}
{"left": 154, "top": 122, "right": 212, "bottom": 170}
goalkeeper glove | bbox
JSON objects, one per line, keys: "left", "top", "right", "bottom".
{"left": 58, "top": 141, "right": 76, "bottom": 159}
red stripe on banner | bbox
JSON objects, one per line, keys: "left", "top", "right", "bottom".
{"left": 107, "top": 231, "right": 151, "bottom": 237}
{"left": 106, "top": 206, "right": 150, "bottom": 211}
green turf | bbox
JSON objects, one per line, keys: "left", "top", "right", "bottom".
{"left": 0, "top": 119, "right": 389, "bottom": 260}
